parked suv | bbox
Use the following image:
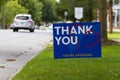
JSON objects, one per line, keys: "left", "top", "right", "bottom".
{"left": 11, "top": 14, "right": 35, "bottom": 32}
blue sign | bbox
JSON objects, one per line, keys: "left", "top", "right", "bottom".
{"left": 53, "top": 22, "right": 101, "bottom": 59}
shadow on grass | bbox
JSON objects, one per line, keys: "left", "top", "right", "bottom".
{"left": 102, "top": 40, "right": 120, "bottom": 46}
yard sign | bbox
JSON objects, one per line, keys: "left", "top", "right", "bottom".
{"left": 53, "top": 22, "right": 101, "bottom": 59}
{"left": 75, "top": 7, "right": 83, "bottom": 19}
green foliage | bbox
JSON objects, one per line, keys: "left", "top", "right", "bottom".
{"left": 28, "top": 0, "right": 43, "bottom": 24}
{"left": 12, "top": 45, "right": 120, "bottom": 80}
{"left": 39, "top": 0, "right": 58, "bottom": 22}
{"left": 0, "top": 0, "right": 9, "bottom": 8}
{"left": 114, "top": 0, "right": 119, "bottom": 4}
{"left": 18, "top": 0, "right": 43, "bottom": 24}
{"left": 0, "top": 0, "right": 28, "bottom": 27}
{"left": 58, "top": 0, "right": 98, "bottom": 21}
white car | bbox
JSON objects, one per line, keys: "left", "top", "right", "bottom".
{"left": 11, "top": 14, "right": 35, "bottom": 32}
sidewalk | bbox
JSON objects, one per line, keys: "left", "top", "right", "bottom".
{"left": 110, "top": 28, "right": 120, "bottom": 42}
{"left": 107, "top": 28, "right": 120, "bottom": 32}
{"left": 113, "top": 28, "right": 120, "bottom": 32}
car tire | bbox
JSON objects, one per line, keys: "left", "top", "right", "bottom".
{"left": 30, "top": 29, "right": 34, "bottom": 32}
{"left": 13, "top": 29, "right": 18, "bottom": 32}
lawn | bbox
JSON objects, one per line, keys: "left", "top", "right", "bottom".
{"left": 12, "top": 32, "right": 120, "bottom": 80}
{"left": 12, "top": 45, "right": 120, "bottom": 80}
{"left": 108, "top": 32, "right": 120, "bottom": 39}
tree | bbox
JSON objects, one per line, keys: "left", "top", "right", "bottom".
{"left": 18, "top": 0, "right": 43, "bottom": 24}
{"left": 0, "top": 0, "right": 9, "bottom": 9}
{"left": 114, "top": 0, "right": 119, "bottom": 4}
{"left": 58, "top": 0, "right": 79, "bottom": 21}
{"left": 0, "top": 0, "right": 9, "bottom": 28}
{"left": 0, "top": 0, "right": 28, "bottom": 29}
{"left": 58, "top": 0, "right": 98, "bottom": 21}
{"left": 99, "top": 0, "right": 108, "bottom": 41}
{"left": 58, "top": 0, "right": 108, "bottom": 41}
{"left": 39, "top": 0, "right": 58, "bottom": 22}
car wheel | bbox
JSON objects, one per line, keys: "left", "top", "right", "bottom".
{"left": 30, "top": 29, "right": 34, "bottom": 32}
{"left": 13, "top": 29, "right": 18, "bottom": 32}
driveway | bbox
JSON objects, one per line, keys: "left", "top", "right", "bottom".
{"left": 0, "top": 29, "right": 52, "bottom": 80}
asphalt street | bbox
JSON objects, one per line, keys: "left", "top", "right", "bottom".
{"left": 0, "top": 29, "right": 52, "bottom": 80}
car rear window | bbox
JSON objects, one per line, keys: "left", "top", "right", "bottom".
{"left": 16, "top": 16, "right": 29, "bottom": 20}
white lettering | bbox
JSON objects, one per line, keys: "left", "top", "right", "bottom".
{"left": 78, "top": 26, "right": 85, "bottom": 34}
{"left": 55, "top": 36, "right": 78, "bottom": 45}
{"left": 71, "top": 26, "right": 77, "bottom": 34}
{"left": 54, "top": 25, "right": 93, "bottom": 45}
{"left": 71, "top": 36, "right": 78, "bottom": 44}
{"left": 55, "top": 37, "right": 62, "bottom": 45}
{"left": 55, "top": 25, "right": 93, "bottom": 35}
{"left": 54, "top": 27, "right": 61, "bottom": 35}
{"left": 62, "top": 37, "right": 70, "bottom": 45}
{"left": 62, "top": 26, "right": 69, "bottom": 35}
{"left": 86, "top": 26, "right": 93, "bottom": 34}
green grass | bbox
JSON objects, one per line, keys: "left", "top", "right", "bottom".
{"left": 12, "top": 45, "right": 120, "bottom": 80}
{"left": 12, "top": 32, "right": 120, "bottom": 80}
{"left": 108, "top": 32, "right": 120, "bottom": 39}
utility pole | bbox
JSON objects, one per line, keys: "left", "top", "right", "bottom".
{"left": 64, "top": 11, "right": 68, "bottom": 22}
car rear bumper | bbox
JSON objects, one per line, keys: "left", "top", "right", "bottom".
{"left": 11, "top": 26, "right": 34, "bottom": 30}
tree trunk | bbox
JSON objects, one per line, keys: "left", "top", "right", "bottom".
{"left": 109, "top": 0, "right": 113, "bottom": 33}
{"left": 1, "top": 7, "right": 4, "bottom": 29}
{"left": 99, "top": 0, "right": 108, "bottom": 41}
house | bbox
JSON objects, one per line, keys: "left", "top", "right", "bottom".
{"left": 107, "top": 1, "right": 120, "bottom": 28}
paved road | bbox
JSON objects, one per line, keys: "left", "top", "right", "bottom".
{"left": 0, "top": 29, "right": 52, "bottom": 80}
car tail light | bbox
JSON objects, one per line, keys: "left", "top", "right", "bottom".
{"left": 27, "top": 20, "right": 32, "bottom": 23}
{"left": 14, "top": 20, "right": 19, "bottom": 25}
{"left": 14, "top": 20, "right": 17, "bottom": 23}
{"left": 26, "top": 20, "right": 32, "bottom": 26}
